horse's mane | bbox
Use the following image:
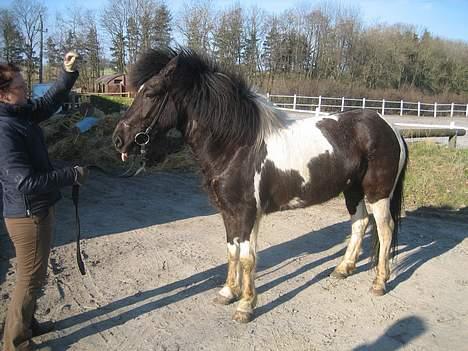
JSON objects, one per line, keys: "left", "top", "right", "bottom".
{"left": 128, "top": 47, "right": 178, "bottom": 90}
{"left": 130, "top": 47, "right": 285, "bottom": 150}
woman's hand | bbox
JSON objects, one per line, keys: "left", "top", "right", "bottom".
{"left": 64, "top": 51, "right": 80, "bottom": 72}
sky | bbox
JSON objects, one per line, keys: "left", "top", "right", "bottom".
{"left": 1, "top": 0, "right": 467, "bottom": 43}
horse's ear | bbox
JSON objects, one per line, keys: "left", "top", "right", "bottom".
{"left": 145, "top": 55, "right": 179, "bottom": 97}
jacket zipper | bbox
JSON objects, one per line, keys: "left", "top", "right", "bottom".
{"left": 24, "top": 194, "right": 32, "bottom": 217}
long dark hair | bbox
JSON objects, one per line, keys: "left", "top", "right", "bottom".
{"left": 0, "top": 63, "right": 20, "bottom": 92}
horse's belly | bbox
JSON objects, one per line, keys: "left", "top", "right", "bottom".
{"left": 256, "top": 156, "right": 346, "bottom": 214}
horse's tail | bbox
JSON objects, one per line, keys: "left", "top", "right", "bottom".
{"left": 389, "top": 137, "right": 408, "bottom": 258}
{"left": 372, "top": 135, "right": 408, "bottom": 265}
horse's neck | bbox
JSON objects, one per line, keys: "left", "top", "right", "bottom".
{"left": 184, "top": 117, "right": 252, "bottom": 177}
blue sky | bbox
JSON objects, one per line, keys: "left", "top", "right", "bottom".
{"left": 1, "top": 0, "right": 467, "bottom": 43}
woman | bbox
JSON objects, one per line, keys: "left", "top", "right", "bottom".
{"left": 0, "top": 52, "right": 88, "bottom": 351}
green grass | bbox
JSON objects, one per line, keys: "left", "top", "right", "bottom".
{"left": 404, "top": 142, "right": 468, "bottom": 210}
{"left": 89, "top": 95, "right": 134, "bottom": 114}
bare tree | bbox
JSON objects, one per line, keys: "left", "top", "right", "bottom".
{"left": 178, "top": 0, "right": 214, "bottom": 53}
{"left": 102, "top": 0, "right": 128, "bottom": 71}
{"left": 13, "top": 0, "right": 46, "bottom": 93}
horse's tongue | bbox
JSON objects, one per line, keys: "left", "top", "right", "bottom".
{"left": 121, "top": 153, "right": 128, "bottom": 162}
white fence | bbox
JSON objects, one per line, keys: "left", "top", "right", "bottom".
{"left": 267, "top": 94, "right": 468, "bottom": 118}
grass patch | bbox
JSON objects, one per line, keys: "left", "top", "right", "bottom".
{"left": 404, "top": 141, "right": 468, "bottom": 209}
{"left": 89, "top": 95, "right": 133, "bottom": 114}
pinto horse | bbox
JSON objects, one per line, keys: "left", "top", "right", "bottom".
{"left": 113, "top": 48, "right": 408, "bottom": 323}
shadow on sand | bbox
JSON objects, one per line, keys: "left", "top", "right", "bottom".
{"left": 2, "top": 171, "right": 467, "bottom": 349}
{"left": 38, "top": 203, "right": 468, "bottom": 350}
{"left": 353, "top": 316, "right": 426, "bottom": 350}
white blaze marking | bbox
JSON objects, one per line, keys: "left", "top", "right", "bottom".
{"left": 138, "top": 84, "right": 145, "bottom": 93}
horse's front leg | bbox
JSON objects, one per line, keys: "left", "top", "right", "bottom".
{"left": 233, "top": 219, "right": 260, "bottom": 323}
{"left": 214, "top": 237, "right": 242, "bottom": 305}
{"left": 232, "top": 239, "right": 257, "bottom": 323}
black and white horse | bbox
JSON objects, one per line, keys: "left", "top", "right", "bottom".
{"left": 113, "top": 48, "right": 408, "bottom": 323}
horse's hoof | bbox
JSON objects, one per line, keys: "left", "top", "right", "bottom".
{"left": 213, "top": 294, "right": 237, "bottom": 305}
{"left": 232, "top": 310, "right": 253, "bottom": 323}
{"left": 370, "top": 287, "right": 386, "bottom": 296}
{"left": 330, "top": 270, "right": 348, "bottom": 280}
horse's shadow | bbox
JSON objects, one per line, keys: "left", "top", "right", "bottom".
{"left": 37, "top": 205, "right": 468, "bottom": 349}
{"left": 353, "top": 316, "right": 426, "bottom": 350}
{"left": 386, "top": 207, "right": 468, "bottom": 292}
{"left": 0, "top": 171, "right": 215, "bottom": 285}
{"left": 37, "top": 220, "right": 349, "bottom": 350}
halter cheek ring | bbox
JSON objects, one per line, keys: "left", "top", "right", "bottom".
{"left": 134, "top": 131, "right": 150, "bottom": 145}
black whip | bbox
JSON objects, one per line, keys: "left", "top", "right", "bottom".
{"left": 72, "top": 184, "right": 86, "bottom": 275}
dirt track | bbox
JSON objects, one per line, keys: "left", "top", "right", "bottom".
{"left": 1, "top": 171, "right": 467, "bottom": 350}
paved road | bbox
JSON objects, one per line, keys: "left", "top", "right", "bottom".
{"left": 287, "top": 110, "right": 468, "bottom": 148}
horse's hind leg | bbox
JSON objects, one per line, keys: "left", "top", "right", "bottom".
{"left": 331, "top": 189, "right": 369, "bottom": 279}
{"left": 369, "top": 198, "right": 393, "bottom": 295}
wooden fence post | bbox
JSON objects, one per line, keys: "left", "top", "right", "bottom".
{"left": 341, "top": 97, "right": 345, "bottom": 111}
{"left": 266, "top": 92, "right": 270, "bottom": 100}
{"left": 450, "top": 103, "right": 454, "bottom": 117}
{"left": 400, "top": 100, "right": 403, "bottom": 116}
{"left": 418, "top": 101, "right": 421, "bottom": 117}
{"left": 318, "top": 96, "right": 322, "bottom": 111}
{"left": 381, "top": 99, "right": 385, "bottom": 116}
{"left": 466, "top": 104, "right": 468, "bottom": 118}
{"left": 434, "top": 102, "right": 437, "bottom": 118}
{"left": 293, "top": 94, "right": 297, "bottom": 110}
{"left": 362, "top": 97, "right": 366, "bottom": 109}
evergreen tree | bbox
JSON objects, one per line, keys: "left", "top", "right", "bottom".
{"left": 152, "top": 4, "right": 172, "bottom": 48}
{"left": 0, "top": 10, "right": 24, "bottom": 64}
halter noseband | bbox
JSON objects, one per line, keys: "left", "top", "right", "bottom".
{"left": 134, "top": 92, "right": 169, "bottom": 147}
{"left": 132, "top": 92, "right": 169, "bottom": 171}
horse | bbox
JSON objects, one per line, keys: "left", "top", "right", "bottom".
{"left": 112, "top": 48, "right": 408, "bottom": 323}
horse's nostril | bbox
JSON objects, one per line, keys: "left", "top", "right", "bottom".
{"left": 114, "top": 136, "right": 123, "bottom": 149}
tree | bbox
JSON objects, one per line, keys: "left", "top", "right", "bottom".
{"left": 242, "top": 7, "right": 265, "bottom": 81}
{"left": 179, "top": 0, "right": 214, "bottom": 53}
{"left": 0, "top": 9, "right": 24, "bottom": 64}
{"left": 85, "top": 22, "right": 101, "bottom": 90}
{"left": 102, "top": 0, "right": 127, "bottom": 72}
{"left": 152, "top": 3, "right": 172, "bottom": 48}
{"left": 213, "top": 6, "right": 244, "bottom": 67}
{"left": 13, "top": 0, "right": 46, "bottom": 93}
{"left": 44, "top": 36, "right": 61, "bottom": 80}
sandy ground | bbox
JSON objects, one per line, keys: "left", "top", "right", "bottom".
{"left": 1, "top": 170, "right": 467, "bottom": 351}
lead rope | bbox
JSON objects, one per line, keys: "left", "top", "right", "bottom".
{"left": 72, "top": 184, "right": 86, "bottom": 275}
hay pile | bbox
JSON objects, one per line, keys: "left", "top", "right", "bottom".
{"left": 41, "top": 108, "right": 196, "bottom": 171}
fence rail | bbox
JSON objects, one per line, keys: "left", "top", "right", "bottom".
{"left": 267, "top": 94, "right": 468, "bottom": 118}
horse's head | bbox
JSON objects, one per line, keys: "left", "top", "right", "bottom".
{"left": 113, "top": 55, "right": 179, "bottom": 162}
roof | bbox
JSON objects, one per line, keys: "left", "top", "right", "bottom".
{"left": 95, "top": 73, "right": 126, "bottom": 85}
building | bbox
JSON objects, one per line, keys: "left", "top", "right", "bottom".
{"left": 95, "top": 73, "right": 128, "bottom": 95}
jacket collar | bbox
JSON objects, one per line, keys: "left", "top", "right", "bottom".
{"left": 0, "top": 101, "right": 33, "bottom": 118}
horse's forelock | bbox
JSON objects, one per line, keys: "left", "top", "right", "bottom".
{"left": 129, "top": 47, "right": 178, "bottom": 90}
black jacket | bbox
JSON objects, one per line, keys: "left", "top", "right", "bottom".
{"left": 0, "top": 70, "right": 79, "bottom": 218}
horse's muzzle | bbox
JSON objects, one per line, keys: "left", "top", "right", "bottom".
{"left": 113, "top": 135, "right": 124, "bottom": 150}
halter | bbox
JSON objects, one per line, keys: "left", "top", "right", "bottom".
{"left": 133, "top": 92, "right": 169, "bottom": 171}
